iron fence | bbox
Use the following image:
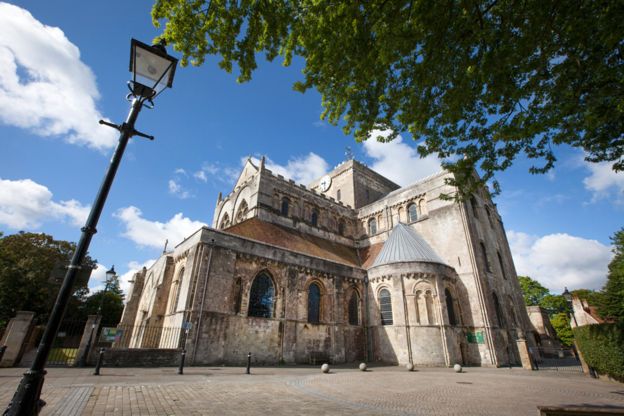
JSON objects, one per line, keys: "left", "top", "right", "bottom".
{"left": 107, "top": 324, "right": 185, "bottom": 349}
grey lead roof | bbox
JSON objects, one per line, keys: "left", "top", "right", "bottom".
{"left": 371, "top": 223, "right": 447, "bottom": 267}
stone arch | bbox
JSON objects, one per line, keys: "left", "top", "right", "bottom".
{"left": 397, "top": 206, "right": 404, "bottom": 223}
{"left": 233, "top": 185, "right": 252, "bottom": 222}
{"left": 167, "top": 266, "right": 185, "bottom": 314}
{"left": 304, "top": 278, "right": 326, "bottom": 323}
{"left": 368, "top": 217, "right": 377, "bottom": 235}
{"left": 413, "top": 280, "right": 436, "bottom": 325}
{"left": 248, "top": 270, "right": 277, "bottom": 318}
{"left": 445, "top": 287, "right": 459, "bottom": 326}
{"left": 407, "top": 203, "right": 418, "bottom": 222}
{"left": 217, "top": 199, "right": 233, "bottom": 229}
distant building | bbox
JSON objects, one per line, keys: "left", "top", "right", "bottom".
{"left": 526, "top": 306, "right": 561, "bottom": 350}
{"left": 570, "top": 296, "right": 606, "bottom": 328}
{"left": 120, "top": 158, "right": 536, "bottom": 367}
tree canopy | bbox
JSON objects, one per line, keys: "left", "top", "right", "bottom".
{"left": 518, "top": 276, "right": 549, "bottom": 306}
{"left": 83, "top": 272, "right": 125, "bottom": 327}
{"left": 0, "top": 232, "right": 96, "bottom": 328}
{"left": 601, "top": 227, "right": 624, "bottom": 322}
{"left": 152, "top": 0, "right": 623, "bottom": 195}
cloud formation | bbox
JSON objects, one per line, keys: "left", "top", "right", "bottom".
{"left": 114, "top": 206, "right": 206, "bottom": 249}
{"left": 583, "top": 161, "right": 624, "bottom": 204}
{"left": 507, "top": 230, "right": 613, "bottom": 292}
{"left": 254, "top": 153, "right": 329, "bottom": 185}
{"left": 0, "top": 3, "right": 116, "bottom": 149}
{"left": 0, "top": 178, "right": 89, "bottom": 229}
{"left": 363, "top": 130, "right": 442, "bottom": 186}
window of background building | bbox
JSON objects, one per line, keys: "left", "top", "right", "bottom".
{"left": 348, "top": 291, "right": 359, "bottom": 325}
{"left": 281, "top": 198, "right": 289, "bottom": 216}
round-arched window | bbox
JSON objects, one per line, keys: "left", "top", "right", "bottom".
{"left": 379, "top": 288, "right": 393, "bottom": 325}
{"left": 248, "top": 273, "right": 275, "bottom": 318}
{"left": 308, "top": 283, "right": 321, "bottom": 323}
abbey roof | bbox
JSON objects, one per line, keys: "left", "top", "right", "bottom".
{"left": 371, "top": 223, "right": 446, "bottom": 267}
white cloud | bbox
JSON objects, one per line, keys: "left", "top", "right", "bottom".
{"left": 583, "top": 161, "right": 624, "bottom": 204}
{"left": 507, "top": 230, "right": 613, "bottom": 292}
{"left": 0, "top": 178, "right": 89, "bottom": 229}
{"left": 87, "top": 263, "right": 108, "bottom": 292}
{"left": 363, "top": 129, "right": 442, "bottom": 186}
{"left": 0, "top": 3, "right": 116, "bottom": 149}
{"left": 194, "top": 162, "right": 239, "bottom": 185}
{"left": 114, "top": 206, "right": 206, "bottom": 249}
{"left": 254, "top": 153, "right": 329, "bottom": 185}
{"left": 194, "top": 170, "right": 207, "bottom": 182}
{"left": 118, "top": 259, "right": 156, "bottom": 297}
{"left": 168, "top": 179, "right": 191, "bottom": 199}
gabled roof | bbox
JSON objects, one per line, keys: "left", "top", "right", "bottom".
{"left": 371, "top": 223, "right": 447, "bottom": 268}
{"left": 225, "top": 218, "right": 361, "bottom": 267}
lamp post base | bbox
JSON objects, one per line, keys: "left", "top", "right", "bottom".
{"left": 3, "top": 370, "right": 47, "bottom": 416}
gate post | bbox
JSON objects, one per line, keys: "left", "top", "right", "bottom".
{"left": 77, "top": 315, "right": 102, "bottom": 367}
{"left": 0, "top": 312, "right": 35, "bottom": 367}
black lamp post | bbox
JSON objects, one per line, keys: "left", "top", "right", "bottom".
{"left": 4, "top": 39, "right": 177, "bottom": 416}
{"left": 98, "top": 266, "right": 117, "bottom": 315}
{"left": 562, "top": 287, "right": 578, "bottom": 326}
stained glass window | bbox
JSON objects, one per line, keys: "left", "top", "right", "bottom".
{"left": 348, "top": 291, "right": 359, "bottom": 325}
{"left": 308, "top": 283, "right": 321, "bottom": 323}
{"left": 379, "top": 289, "right": 393, "bottom": 325}
{"left": 248, "top": 273, "right": 275, "bottom": 318}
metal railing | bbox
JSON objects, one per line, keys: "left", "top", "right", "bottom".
{"left": 109, "top": 324, "right": 184, "bottom": 349}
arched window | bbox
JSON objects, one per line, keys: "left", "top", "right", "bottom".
{"left": 418, "top": 199, "right": 425, "bottom": 215}
{"left": 236, "top": 200, "right": 248, "bottom": 222}
{"left": 168, "top": 267, "right": 184, "bottom": 314}
{"left": 480, "top": 242, "right": 491, "bottom": 272}
{"left": 311, "top": 209, "right": 319, "bottom": 227}
{"left": 368, "top": 218, "right": 377, "bottom": 235}
{"left": 248, "top": 273, "right": 275, "bottom": 318}
{"left": 348, "top": 291, "right": 359, "bottom": 325}
{"left": 281, "top": 197, "right": 289, "bottom": 216}
{"left": 337, "top": 189, "right": 341, "bottom": 201}
{"left": 219, "top": 213, "right": 230, "bottom": 229}
{"left": 338, "top": 220, "right": 346, "bottom": 236}
{"left": 470, "top": 196, "right": 479, "bottom": 218}
{"left": 493, "top": 292, "right": 504, "bottom": 327}
{"left": 397, "top": 207, "right": 404, "bottom": 223}
{"left": 308, "top": 283, "right": 321, "bottom": 323}
{"left": 485, "top": 206, "right": 494, "bottom": 228}
{"left": 497, "top": 251, "right": 507, "bottom": 279}
{"left": 408, "top": 203, "right": 418, "bottom": 222}
{"left": 379, "top": 288, "right": 393, "bottom": 325}
{"left": 445, "top": 288, "right": 457, "bottom": 326}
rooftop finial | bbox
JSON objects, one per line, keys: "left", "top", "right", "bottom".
{"left": 260, "top": 155, "right": 266, "bottom": 169}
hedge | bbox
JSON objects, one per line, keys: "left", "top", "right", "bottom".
{"left": 573, "top": 323, "right": 624, "bottom": 381}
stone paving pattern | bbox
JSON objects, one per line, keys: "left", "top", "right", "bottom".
{"left": 0, "top": 366, "right": 623, "bottom": 415}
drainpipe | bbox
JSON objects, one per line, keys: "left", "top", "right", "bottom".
{"left": 400, "top": 275, "right": 413, "bottom": 365}
{"left": 191, "top": 238, "right": 215, "bottom": 364}
{"left": 364, "top": 276, "right": 372, "bottom": 362}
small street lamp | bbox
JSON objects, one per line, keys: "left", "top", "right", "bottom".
{"left": 562, "top": 287, "right": 578, "bottom": 326}
{"left": 98, "top": 266, "right": 117, "bottom": 315}
{"left": 4, "top": 39, "right": 177, "bottom": 415}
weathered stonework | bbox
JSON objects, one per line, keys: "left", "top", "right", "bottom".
{"left": 121, "top": 158, "right": 536, "bottom": 368}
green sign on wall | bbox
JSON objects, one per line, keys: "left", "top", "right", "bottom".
{"left": 466, "top": 331, "right": 485, "bottom": 344}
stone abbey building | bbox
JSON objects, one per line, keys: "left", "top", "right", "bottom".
{"left": 119, "top": 158, "right": 536, "bottom": 367}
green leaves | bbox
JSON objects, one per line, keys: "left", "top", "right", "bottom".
{"left": 152, "top": 0, "right": 624, "bottom": 195}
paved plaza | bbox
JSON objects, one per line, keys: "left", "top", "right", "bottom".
{"left": 0, "top": 365, "right": 623, "bottom": 415}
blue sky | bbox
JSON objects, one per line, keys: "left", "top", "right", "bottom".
{"left": 0, "top": 1, "right": 622, "bottom": 295}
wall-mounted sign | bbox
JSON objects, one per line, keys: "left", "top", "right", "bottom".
{"left": 100, "top": 327, "right": 123, "bottom": 343}
{"left": 466, "top": 331, "right": 484, "bottom": 344}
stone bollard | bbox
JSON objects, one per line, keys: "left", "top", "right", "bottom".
{"left": 359, "top": 362, "right": 367, "bottom": 371}
{"left": 321, "top": 363, "right": 329, "bottom": 373}
{"left": 93, "top": 348, "right": 105, "bottom": 376}
{"left": 453, "top": 364, "right": 462, "bottom": 373}
{"left": 406, "top": 363, "right": 414, "bottom": 372}
{"left": 246, "top": 352, "right": 251, "bottom": 375}
{"left": 178, "top": 350, "right": 186, "bottom": 375}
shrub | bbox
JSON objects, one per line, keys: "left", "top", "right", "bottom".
{"left": 573, "top": 323, "right": 624, "bottom": 381}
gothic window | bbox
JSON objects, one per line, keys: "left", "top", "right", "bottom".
{"left": 445, "top": 288, "right": 457, "bottom": 326}
{"left": 338, "top": 220, "right": 346, "bottom": 236}
{"left": 233, "top": 278, "right": 243, "bottom": 314}
{"left": 470, "top": 197, "right": 479, "bottom": 218}
{"left": 368, "top": 218, "right": 377, "bottom": 235}
{"left": 480, "top": 242, "right": 492, "bottom": 272}
{"left": 168, "top": 267, "right": 184, "bottom": 314}
{"left": 497, "top": 251, "right": 507, "bottom": 279}
{"left": 485, "top": 206, "right": 494, "bottom": 228}
{"left": 379, "top": 288, "right": 393, "bottom": 325}
{"left": 308, "top": 283, "right": 321, "bottom": 323}
{"left": 493, "top": 292, "right": 504, "bottom": 327}
{"left": 248, "top": 273, "right": 275, "bottom": 318}
{"left": 337, "top": 189, "right": 341, "bottom": 201}
{"left": 408, "top": 203, "right": 418, "bottom": 222}
{"left": 348, "top": 291, "right": 360, "bottom": 325}
{"left": 236, "top": 200, "right": 248, "bottom": 222}
{"left": 280, "top": 197, "right": 290, "bottom": 216}
{"left": 219, "top": 213, "right": 230, "bottom": 229}
{"left": 311, "top": 209, "right": 319, "bottom": 227}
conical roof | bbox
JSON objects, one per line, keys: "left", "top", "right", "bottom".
{"left": 371, "top": 223, "right": 447, "bottom": 267}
